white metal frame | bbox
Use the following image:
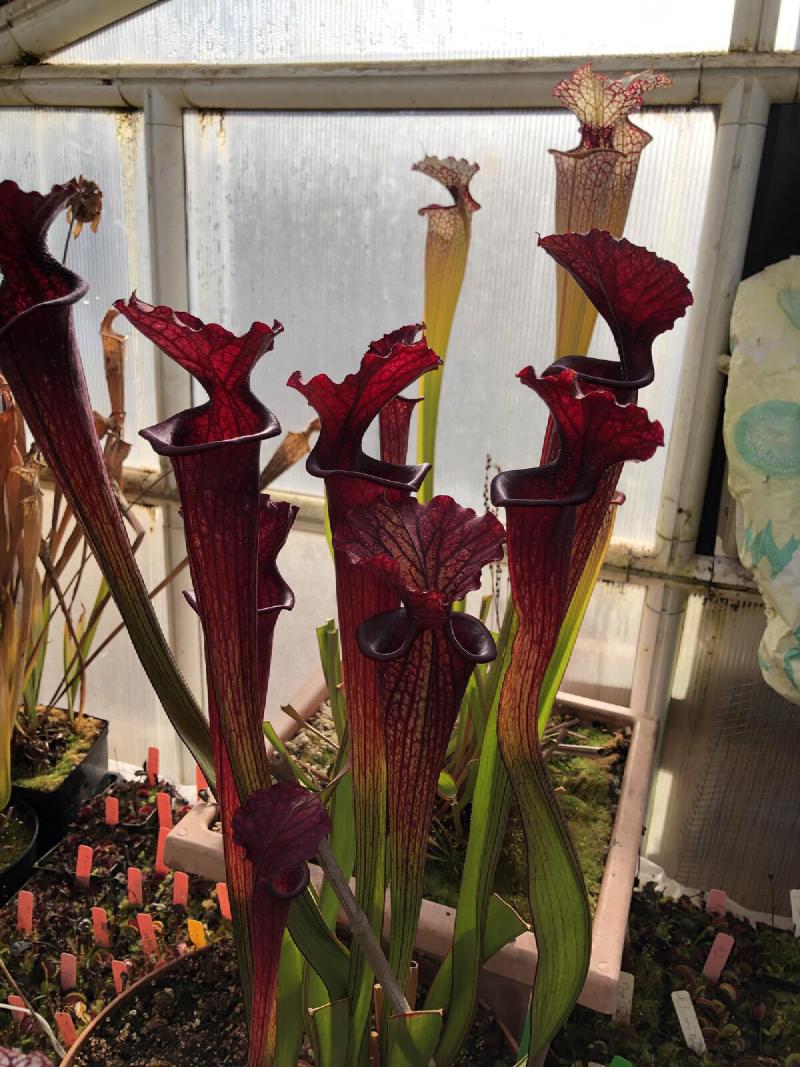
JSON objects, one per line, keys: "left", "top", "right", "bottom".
{"left": 0, "top": 0, "right": 796, "bottom": 780}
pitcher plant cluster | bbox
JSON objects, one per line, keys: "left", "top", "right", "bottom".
{"left": 0, "top": 66, "right": 692, "bottom": 1066}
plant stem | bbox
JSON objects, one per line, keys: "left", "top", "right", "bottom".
{"left": 316, "top": 838, "right": 410, "bottom": 1017}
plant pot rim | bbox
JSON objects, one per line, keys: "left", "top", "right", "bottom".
{"left": 12, "top": 714, "right": 109, "bottom": 796}
{"left": 60, "top": 951, "right": 189, "bottom": 1067}
{"left": 0, "top": 796, "right": 38, "bottom": 874}
{"left": 166, "top": 670, "right": 660, "bottom": 1035}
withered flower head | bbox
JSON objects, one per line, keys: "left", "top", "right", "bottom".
{"left": 66, "top": 176, "right": 103, "bottom": 238}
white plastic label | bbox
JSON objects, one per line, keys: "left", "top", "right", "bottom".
{"left": 613, "top": 971, "right": 635, "bottom": 1024}
{"left": 671, "top": 990, "right": 707, "bottom": 1054}
{"left": 791, "top": 888, "right": 800, "bottom": 937}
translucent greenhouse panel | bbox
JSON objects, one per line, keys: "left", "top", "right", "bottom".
{"left": 1, "top": 109, "right": 159, "bottom": 469}
{"left": 185, "top": 108, "right": 715, "bottom": 550}
{"left": 561, "top": 580, "right": 645, "bottom": 706}
{"left": 776, "top": 0, "right": 800, "bottom": 47}
{"left": 49, "top": 0, "right": 735, "bottom": 63}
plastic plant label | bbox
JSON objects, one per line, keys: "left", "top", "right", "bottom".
{"left": 216, "top": 882, "right": 231, "bottom": 920}
{"left": 55, "top": 1011, "right": 77, "bottom": 1046}
{"left": 173, "top": 871, "right": 189, "bottom": 907}
{"left": 155, "top": 827, "right": 170, "bottom": 875}
{"left": 702, "top": 932, "right": 735, "bottom": 981}
{"left": 156, "top": 792, "right": 172, "bottom": 829}
{"left": 136, "top": 913, "right": 158, "bottom": 958}
{"left": 8, "top": 994, "right": 25, "bottom": 1019}
{"left": 91, "top": 906, "right": 110, "bottom": 948}
{"left": 104, "top": 797, "right": 119, "bottom": 826}
{"left": 60, "top": 952, "right": 77, "bottom": 992}
{"left": 75, "top": 845, "right": 93, "bottom": 888}
{"left": 791, "top": 888, "right": 800, "bottom": 937}
{"left": 127, "top": 866, "right": 143, "bottom": 906}
{"left": 671, "top": 990, "right": 707, "bottom": 1053}
{"left": 706, "top": 888, "right": 727, "bottom": 916}
{"left": 147, "top": 746, "right": 159, "bottom": 785}
{"left": 613, "top": 971, "right": 635, "bottom": 1024}
{"left": 196, "top": 765, "right": 207, "bottom": 793}
{"left": 111, "top": 959, "right": 127, "bottom": 995}
{"left": 16, "top": 890, "right": 33, "bottom": 933}
{"left": 187, "top": 918, "right": 206, "bottom": 949}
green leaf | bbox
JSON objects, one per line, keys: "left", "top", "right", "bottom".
{"left": 287, "top": 889, "right": 349, "bottom": 1002}
{"left": 437, "top": 770, "right": 458, "bottom": 799}
{"left": 308, "top": 998, "right": 349, "bottom": 1067}
{"left": 23, "top": 593, "right": 50, "bottom": 718}
{"left": 387, "top": 1010, "right": 443, "bottom": 1067}
{"left": 432, "top": 602, "right": 517, "bottom": 1066}
{"left": 263, "top": 721, "right": 318, "bottom": 790}
{"left": 274, "top": 931, "right": 305, "bottom": 1067}
{"left": 424, "top": 894, "right": 528, "bottom": 1013}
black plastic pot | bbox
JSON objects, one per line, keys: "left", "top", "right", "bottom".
{"left": 0, "top": 798, "right": 38, "bottom": 903}
{"left": 12, "top": 716, "right": 109, "bottom": 855}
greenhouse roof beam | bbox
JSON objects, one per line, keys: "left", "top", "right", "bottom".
{"left": 0, "top": 51, "right": 798, "bottom": 108}
{"left": 0, "top": 0, "right": 159, "bottom": 66}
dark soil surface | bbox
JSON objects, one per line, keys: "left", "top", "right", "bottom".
{"left": 552, "top": 883, "right": 800, "bottom": 1065}
{"left": 12, "top": 711, "right": 104, "bottom": 793}
{"left": 0, "top": 777, "right": 228, "bottom": 1058}
{"left": 69, "top": 940, "right": 512, "bottom": 1067}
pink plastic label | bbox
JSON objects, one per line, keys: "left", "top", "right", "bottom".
{"left": 8, "top": 994, "right": 25, "bottom": 1020}
{"left": 702, "top": 932, "right": 734, "bottom": 981}
{"left": 60, "top": 952, "right": 77, "bottom": 991}
{"left": 136, "top": 913, "right": 158, "bottom": 958}
{"left": 155, "top": 827, "right": 170, "bottom": 875}
{"left": 16, "top": 890, "right": 33, "bottom": 933}
{"left": 217, "top": 882, "right": 231, "bottom": 921}
{"left": 55, "top": 1012, "right": 77, "bottom": 1047}
{"left": 127, "top": 866, "right": 143, "bottom": 906}
{"left": 173, "top": 871, "right": 189, "bottom": 908}
{"left": 111, "top": 959, "right": 127, "bottom": 995}
{"left": 92, "top": 906, "right": 110, "bottom": 948}
{"left": 75, "top": 844, "right": 93, "bottom": 888}
{"left": 104, "top": 796, "right": 119, "bottom": 826}
{"left": 157, "top": 792, "right": 172, "bottom": 829}
{"left": 706, "top": 888, "right": 727, "bottom": 916}
{"left": 147, "top": 746, "right": 159, "bottom": 785}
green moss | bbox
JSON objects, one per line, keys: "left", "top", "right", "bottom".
{"left": 12, "top": 713, "right": 103, "bottom": 793}
{"left": 0, "top": 805, "right": 33, "bottom": 868}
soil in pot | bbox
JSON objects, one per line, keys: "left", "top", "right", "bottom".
{"left": 68, "top": 939, "right": 513, "bottom": 1067}
{"left": 0, "top": 800, "right": 38, "bottom": 900}
{"left": 551, "top": 882, "right": 800, "bottom": 1065}
{"left": 0, "top": 777, "right": 225, "bottom": 1059}
{"left": 285, "top": 705, "right": 629, "bottom": 918}
{"left": 11, "top": 711, "right": 105, "bottom": 794}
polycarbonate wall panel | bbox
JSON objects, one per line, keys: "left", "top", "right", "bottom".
{"left": 185, "top": 108, "right": 715, "bottom": 550}
{"left": 50, "top": 0, "right": 735, "bottom": 63}
{"left": 0, "top": 109, "right": 159, "bottom": 469}
{"left": 777, "top": 0, "right": 800, "bottom": 47}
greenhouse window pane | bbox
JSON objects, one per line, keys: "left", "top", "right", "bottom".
{"left": 49, "top": 0, "right": 735, "bottom": 64}
{"left": 776, "top": 0, "right": 800, "bottom": 48}
{"left": 1, "top": 109, "right": 159, "bottom": 469}
{"left": 185, "top": 108, "right": 716, "bottom": 550}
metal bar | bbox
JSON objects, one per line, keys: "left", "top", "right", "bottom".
{"left": 654, "top": 77, "right": 771, "bottom": 570}
{"left": 0, "top": 0, "right": 159, "bottom": 65}
{"left": 730, "top": 0, "right": 781, "bottom": 51}
{"left": 142, "top": 88, "right": 206, "bottom": 778}
{"left": 0, "top": 52, "right": 798, "bottom": 108}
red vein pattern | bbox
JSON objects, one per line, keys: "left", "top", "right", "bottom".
{"left": 118, "top": 294, "right": 292, "bottom": 1067}
{"left": 0, "top": 181, "right": 214, "bottom": 783}
{"left": 336, "top": 494, "right": 504, "bottom": 989}
{"left": 491, "top": 369, "right": 662, "bottom": 1054}
{"left": 233, "top": 782, "right": 331, "bottom": 1062}
{"left": 289, "top": 327, "right": 440, "bottom": 1057}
